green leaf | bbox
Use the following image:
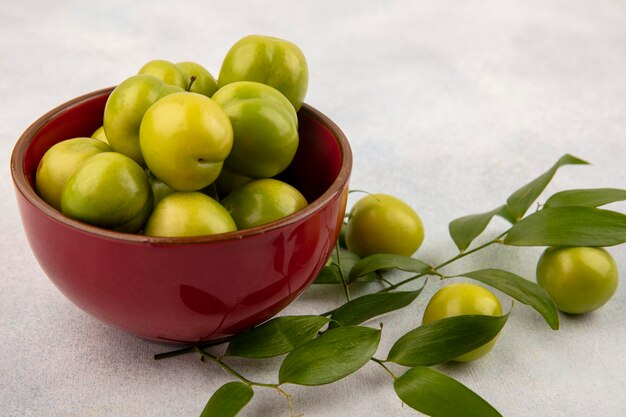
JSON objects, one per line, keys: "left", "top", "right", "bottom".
{"left": 455, "top": 269, "right": 559, "bottom": 330}
{"left": 200, "top": 381, "right": 253, "bottom": 417}
{"left": 496, "top": 204, "right": 517, "bottom": 224}
{"left": 449, "top": 206, "right": 505, "bottom": 251}
{"left": 314, "top": 247, "right": 377, "bottom": 284}
{"left": 348, "top": 254, "right": 431, "bottom": 283}
{"left": 278, "top": 326, "right": 381, "bottom": 386}
{"left": 330, "top": 289, "right": 424, "bottom": 327}
{"left": 504, "top": 207, "right": 626, "bottom": 247}
{"left": 506, "top": 154, "right": 589, "bottom": 220}
{"left": 332, "top": 247, "right": 360, "bottom": 278}
{"left": 394, "top": 366, "right": 502, "bottom": 417}
{"left": 544, "top": 188, "right": 626, "bottom": 208}
{"left": 225, "top": 316, "right": 329, "bottom": 358}
{"left": 387, "top": 313, "right": 509, "bottom": 366}
{"left": 314, "top": 264, "right": 343, "bottom": 284}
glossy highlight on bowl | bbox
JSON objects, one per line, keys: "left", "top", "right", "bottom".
{"left": 11, "top": 88, "right": 352, "bottom": 344}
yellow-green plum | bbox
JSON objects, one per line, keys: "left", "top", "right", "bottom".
{"left": 221, "top": 178, "right": 307, "bottom": 230}
{"left": 218, "top": 35, "right": 308, "bottom": 110}
{"left": 146, "top": 170, "right": 176, "bottom": 208}
{"left": 144, "top": 192, "right": 237, "bottom": 237}
{"left": 215, "top": 169, "right": 252, "bottom": 197}
{"left": 61, "top": 152, "right": 153, "bottom": 232}
{"left": 345, "top": 194, "right": 424, "bottom": 257}
{"left": 139, "top": 92, "right": 233, "bottom": 191}
{"left": 176, "top": 61, "right": 218, "bottom": 97}
{"left": 103, "top": 74, "right": 184, "bottom": 165}
{"left": 91, "top": 126, "right": 108, "bottom": 144}
{"left": 212, "top": 81, "right": 298, "bottom": 179}
{"left": 537, "top": 246, "right": 619, "bottom": 314}
{"left": 423, "top": 283, "right": 503, "bottom": 362}
{"left": 138, "top": 59, "right": 187, "bottom": 89}
{"left": 35, "top": 138, "right": 111, "bottom": 210}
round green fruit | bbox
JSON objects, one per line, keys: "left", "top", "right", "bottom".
{"left": 218, "top": 35, "right": 308, "bottom": 110}
{"left": 215, "top": 169, "right": 252, "bottom": 197}
{"left": 91, "top": 126, "right": 108, "bottom": 143}
{"left": 144, "top": 192, "right": 237, "bottom": 237}
{"left": 61, "top": 152, "right": 152, "bottom": 232}
{"left": 423, "top": 283, "right": 503, "bottom": 362}
{"left": 146, "top": 170, "right": 176, "bottom": 208}
{"left": 212, "top": 81, "right": 298, "bottom": 179}
{"left": 103, "top": 74, "right": 184, "bottom": 165}
{"left": 345, "top": 194, "right": 424, "bottom": 257}
{"left": 221, "top": 179, "right": 307, "bottom": 229}
{"left": 176, "top": 61, "right": 218, "bottom": 97}
{"left": 138, "top": 59, "right": 187, "bottom": 89}
{"left": 537, "top": 246, "right": 619, "bottom": 314}
{"left": 139, "top": 92, "right": 233, "bottom": 192}
{"left": 35, "top": 138, "right": 111, "bottom": 210}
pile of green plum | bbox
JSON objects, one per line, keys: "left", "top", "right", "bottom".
{"left": 36, "top": 35, "right": 311, "bottom": 237}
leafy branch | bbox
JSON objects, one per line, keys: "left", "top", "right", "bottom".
{"left": 195, "top": 348, "right": 296, "bottom": 417}
{"left": 155, "top": 154, "right": 626, "bottom": 417}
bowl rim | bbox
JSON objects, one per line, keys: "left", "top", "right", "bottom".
{"left": 10, "top": 87, "right": 352, "bottom": 245}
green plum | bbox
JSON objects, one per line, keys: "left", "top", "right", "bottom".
{"left": 61, "top": 152, "right": 153, "bottom": 232}
{"left": 91, "top": 126, "right": 108, "bottom": 143}
{"left": 423, "top": 283, "right": 503, "bottom": 362}
{"left": 221, "top": 178, "right": 307, "bottom": 230}
{"left": 147, "top": 168, "right": 219, "bottom": 211}
{"left": 138, "top": 59, "right": 187, "bottom": 89}
{"left": 345, "top": 194, "right": 425, "bottom": 257}
{"left": 35, "top": 138, "right": 111, "bottom": 211}
{"left": 199, "top": 182, "right": 220, "bottom": 201}
{"left": 537, "top": 247, "right": 619, "bottom": 314}
{"left": 212, "top": 81, "right": 298, "bottom": 178}
{"left": 215, "top": 169, "right": 252, "bottom": 197}
{"left": 176, "top": 61, "right": 218, "bottom": 97}
{"left": 144, "top": 192, "right": 237, "bottom": 237}
{"left": 139, "top": 92, "right": 233, "bottom": 192}
{"left": 103, "top": 74, "right": 184, "bottom": 165}
{"left": 218, "top": 35, "right": 308, "bottom": 110}
{"left": 146, "top": 170, "right": 176, "bottom": 208}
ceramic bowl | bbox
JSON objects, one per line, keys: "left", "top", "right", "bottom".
{"left": 11, "top": 87, "right": 352, "bottom": 343}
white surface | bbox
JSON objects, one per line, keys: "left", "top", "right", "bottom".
{"left": 1, "top": 1, "right": 625, "bottom": 416}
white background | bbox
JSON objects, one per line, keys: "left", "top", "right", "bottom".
{"left": 1, "top": 1, "right": 625, "bottom": 416}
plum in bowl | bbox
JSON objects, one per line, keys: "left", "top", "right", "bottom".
{"left": 11, "top": 87, "right": 352, "bottom": 344}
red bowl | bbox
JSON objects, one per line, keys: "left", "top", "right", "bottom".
{"left": 11, "top": 88, "right": 352, "bottom": 344}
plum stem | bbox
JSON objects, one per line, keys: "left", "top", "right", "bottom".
{"left": 187, "top": 75, "right": 197, "bottom": 91}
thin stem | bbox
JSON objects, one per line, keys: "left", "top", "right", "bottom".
{"left": 380, "top": 231, "right": 509, "bottom": 293}
{"left": 379, "top": 271, "right": 428, "bottom": 293}
{"left": 274, "top": 386, "right": 297, "bottom": 417}
{"left": 430, "top": 270, "right": 446, "bottom": 279}
{"left": 195, "top": 348, "right": 298, "bottom": 415}
{"left": 194, "top": 348, "right": 281, "bottom": 389}
{"left": 187, "top": 75, "right": 197, "bottom": 91}
{"left": 347, "top": 189, "right": 373, "bottom": 198}
{"left": 379, "top": 276, "right": 394, "bottom": 287}
{"left": 335, "top": 245, "right": 351, "bottom": 302}
{"left": 371, "top": 357, "right": 396, "bottom": 379}
{"left": 154, "top": 345, "right": 197, "bottom": 360}
{"left": 154, "top": 336, "right": 233, "bottom": 360}
{"left": 196, "top": 348, "right": 256, "bottom": 385}
{"left": 435, "top": 231, "right": 507, "bottom": 271}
